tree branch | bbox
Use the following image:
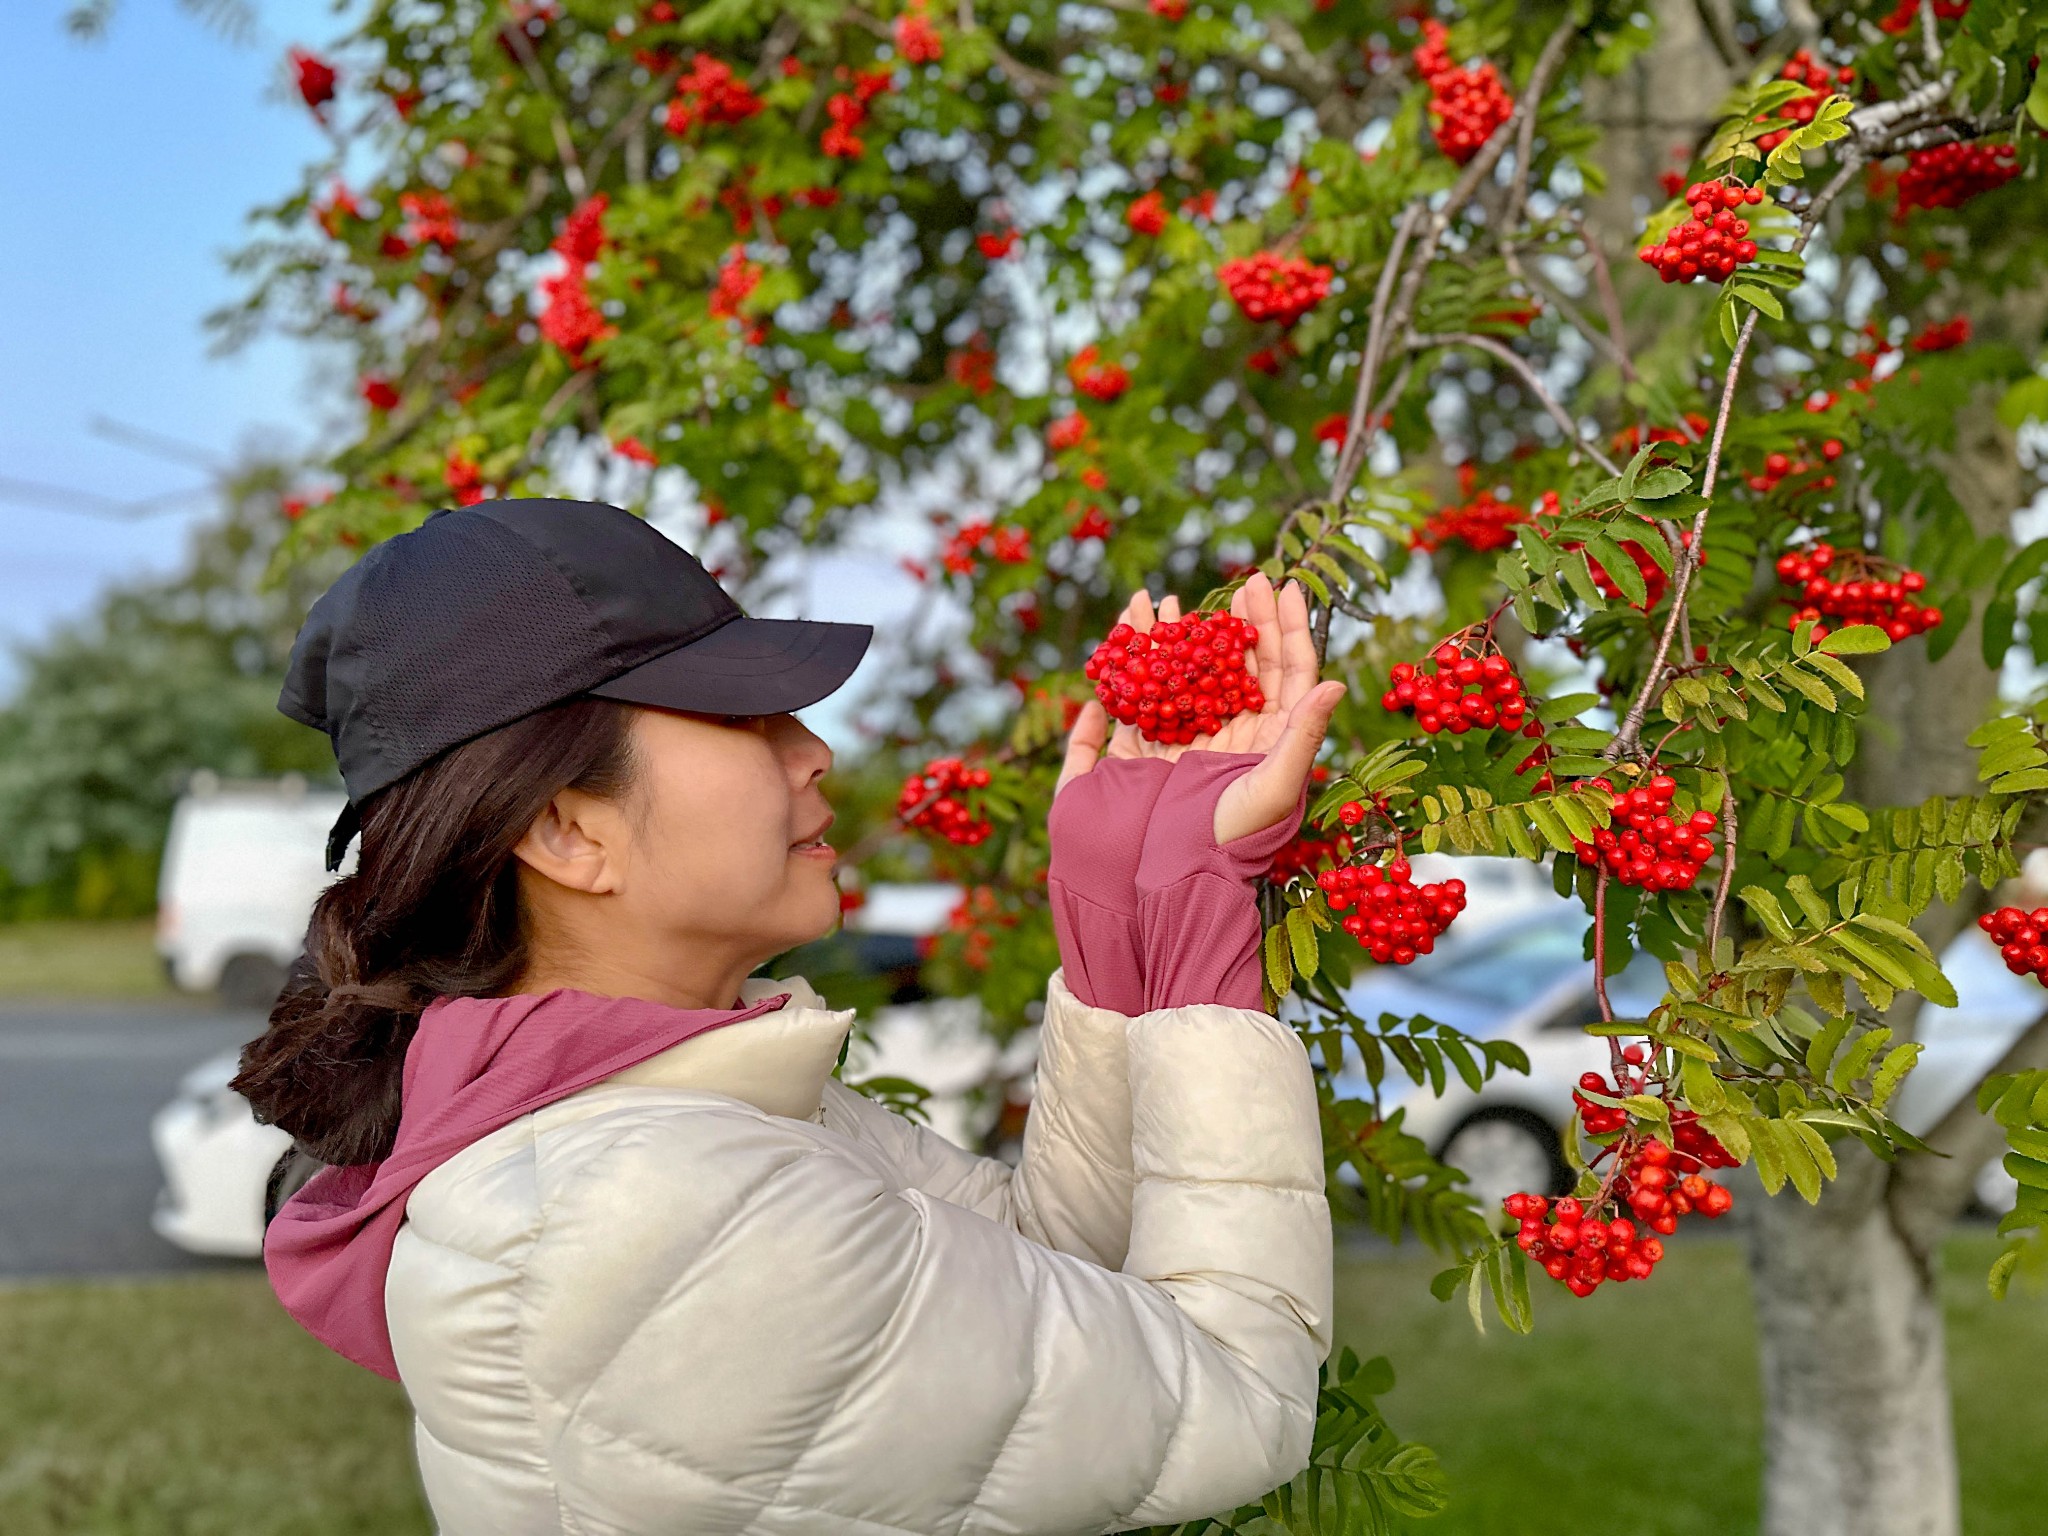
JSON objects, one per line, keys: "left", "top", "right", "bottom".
{"left": 1409, "top": 331, "right": 1623, "bottom": 475}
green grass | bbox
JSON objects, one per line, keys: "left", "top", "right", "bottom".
{"left": 0, "top": 1236, "right": 2040, "bottom": 1533}
{"left": 0, "top": 1274, "right": 428, "bottom": 1535}
{"left": 1343, "top": 1231, "right": 2048, "bottom": 1536}
{"left": 0, "top": 919, "right": 172, "bottom": 1001}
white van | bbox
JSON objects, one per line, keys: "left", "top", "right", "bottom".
{"left": 155, "top": 770, "right": 353, "bottom": 1009}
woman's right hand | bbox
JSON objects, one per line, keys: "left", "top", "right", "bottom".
{"left": 1057, "top": 572, "right": 1346, "bottom": 845}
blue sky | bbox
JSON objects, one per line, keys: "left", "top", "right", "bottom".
{"left": 1, "top": 0, "right": 344, "bottom": 696}
{"left": 0, "top": 3, "right": 945, "bottom": 752}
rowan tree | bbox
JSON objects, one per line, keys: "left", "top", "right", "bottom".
{"left": 223, "top": 0, "right": 2048, "bottom": 1529}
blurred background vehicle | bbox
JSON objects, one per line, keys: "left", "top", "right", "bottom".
{"left": 1315, "top": 900, "right": 2037, "bottom": 1218}
{"left": 151, "top": 877, "right": 1052, "bottom": 1258}
{"left": 155, "top": 770, "right": 351, "bottom": 1010}
{"left": 150, "top": 849, "right": 1575, "bottom": 1259}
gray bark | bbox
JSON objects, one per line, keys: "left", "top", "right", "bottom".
{"left": 1750, "top": 1151, "right": 1959, "bottom": 1536}
{"left": 1746, "top": 388, "right": 2023, "bottom": 1536}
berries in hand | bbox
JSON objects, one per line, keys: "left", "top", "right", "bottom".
{"left": 1570, "top": 773, "right": 1716, "bottom": 892}
{"left": 1638, "top": 179, "right": 1765, "bottom": 284}
{"left": 1316, "top": 856, "right": 1466, "bottom": 964}
{"left": 897, "top": 757, "right": 994, "bottom": 845}
{"left": 1084, "top": 611, "right": 1263, "bottom": 743}
{"left": 1774, "top": 542, "right": 1940, "bottom": 642}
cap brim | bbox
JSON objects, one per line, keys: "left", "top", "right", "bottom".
{"left": 584, "top": 616, "right": 874, "bottom": 718}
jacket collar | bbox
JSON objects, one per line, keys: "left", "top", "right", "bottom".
{"left": 588, "top": 973, "right": 859, "bottom": 1121}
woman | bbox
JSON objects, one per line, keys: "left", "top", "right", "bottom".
{"left": 236, "top": 496, "right": 1345, "bottom": 1534}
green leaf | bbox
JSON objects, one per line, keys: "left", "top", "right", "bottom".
{"left": 1814, "top": 625, "right": 1891, "bottom": 656}
{"left": 1805, "top": 1014, "right": 1853, "bottom": 1079}
{"left": 1870, "top": 1042, "right": 1923, "bottom": 1111}
{"left": 1286, "top": 905, "right": 1320, "bottom": 981}
{"left": 1831, "top": 1026, "right": 1895, "bottom": 1096}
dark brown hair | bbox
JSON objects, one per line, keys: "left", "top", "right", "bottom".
{"left": 231, "top": 695, "right": 642, "bottom": 1167}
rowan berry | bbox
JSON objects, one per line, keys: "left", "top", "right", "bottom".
{"left": 1979, "top": 907, "right": 2048, "bottom": 986}
{"left": 1411, "top": 21, "right": 1513, "bottom": 165}
{"left": 1570, "top": 773, "right": 1716, "bottom": 892}
{"left": 1218, "top": 252, "right": 1333, "bottom": 326}
{"left": 1381, "top": 640, "right": 1531, "bottom": 737}
{"left": 1316, "top": 857, "right": 1466, "bottom": 965}
{"left": 1773, "top": 542, "right": 1940, "bottom": 642}
{"left": 1895, "top": 141, "right": 2020, "bottom": 214}
{"left": 897, "top": 757, "right": 995, "bottom": 845}
{"left": 1638, "top": 179, "right": 1765, "bottom": 284}
{"left": 1083, "top": 611, "right": 1264, "bottom": 743}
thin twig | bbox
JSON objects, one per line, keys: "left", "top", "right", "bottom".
{"left": 1707, "top": 783, "right": 1740, "bottom": 951}
{"left": 1409, "top": 331, "right": 1623, "bottom": 475}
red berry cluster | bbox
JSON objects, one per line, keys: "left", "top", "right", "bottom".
{"left": 894, "top": 0, "right": 943, "bottom": 64}
{"left": 1218, "top": 252, "right": 1334, "bottom": 326}
{"left": 1774, "top": 543, "right": 1941, "bottom": 642}
{"left": 1382, "top": 642, "right": 1531, "bottom": 736}
{"left": 1270, "top": 827, "right": 1355, "bottom": 883}
{"left": 1571, "top": 774, "right": 1718, "bottom": 892}
{"left": 1912, "top": 316, "right": 1972, "bottom": 352}
{"left": 1411, "top": 489, "right": 1532, "bottom": 553}
{"left": 1067, "top": 346, "right": 1130, "bottom": 402}
{"left": 1746, "top": 439, "right": 1843, "bottom": 496}
{"left": 1755, "top": 50, "right": 1854, "bottom": 153}
{"left": 897, "top": 757, "right": 994, "bottom": 845}
{"left": 1895, "top": 141, "right": 2019, "bottom": 213}
{"left": 1506, "top": 1134, "right": 1733, "bottom": 1297}
{"left": 1879, "top": 0, "right": 1967, "bottom": 31}
{"left": 290, "top": 47, "right": 339, "bottom": 116}
{"left": 1412, "top": 20, "right": 1513, "bottom": 165}
{"left": 1316, "top": 857, "right": 1467, "bottom": 965}
{"left": 1084, "top": 612, "right": 1264, "bottom": 743}
{"left": 1980, "top": 907, "right": 2048, "bottom": 985}
{"left": 664, "top": 54, "right": 766, "bottom": 135}
{"left": 922, "top": 883, "right": 1020, "bottom": 970}
{"left": 1611, "top": 412, "right": 1709, "bottom": 459}
{"left": 1639, "top": 180, "right": 1765, "bottom": 284}
{"left": 934, "top": 518, "right": 1031, "bottom": 577}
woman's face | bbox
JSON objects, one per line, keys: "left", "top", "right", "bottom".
{"left": 619, "top": 706, "right": 843, "bottom": 964}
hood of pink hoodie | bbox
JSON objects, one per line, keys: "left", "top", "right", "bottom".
{"left": 262, "top": 978, "right": 833, "bottom": 1381}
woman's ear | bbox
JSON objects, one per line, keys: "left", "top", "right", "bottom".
{"left": 510, "top": 787, "right": 625, "bottom": 895}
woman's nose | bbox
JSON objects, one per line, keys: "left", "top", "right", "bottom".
{"left": 774, "top": 713, "right": 833, "bottom": 782}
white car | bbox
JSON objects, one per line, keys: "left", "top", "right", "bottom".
{"left": 156, "top": 771, "right": 353, "bottom": 1009}
{"left": 150, "top": 883, "right": 1042, "bottom": 1258}
{"left": 1312, "top": 904, "right": 2035, "bottom": 1216}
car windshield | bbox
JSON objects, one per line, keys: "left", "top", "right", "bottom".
{"left": 1391, "top": 918, "right": 1592, "bottom": 1008}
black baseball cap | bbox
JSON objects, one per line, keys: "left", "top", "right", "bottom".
{"left": 279, "top": 497, "right": 874, "bottom": 871}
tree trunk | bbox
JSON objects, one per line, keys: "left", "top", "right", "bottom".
{"left": 1748, "top": 386, "right": 2023, "bottom": 1536}
{"left": 1749, "top": 1153, "right": 1959, "bottom": 1536}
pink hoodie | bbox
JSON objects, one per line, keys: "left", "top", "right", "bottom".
{"left": 262, "top": 985, "right": 791, "bottom": 1381}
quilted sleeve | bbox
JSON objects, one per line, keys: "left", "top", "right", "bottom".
{"left": 519, "top": 997, "right": 1332, "bottom": 1535}
{"left": 818, "top": 965, "right": 1136, "bottom": 1270}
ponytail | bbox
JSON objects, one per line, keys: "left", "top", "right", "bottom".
{"left": 231, "top": 695, "right": 640, "bottom": 1166}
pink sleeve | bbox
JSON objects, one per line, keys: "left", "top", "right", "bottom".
{"left": 1045, "top": 755, "right": 1175, "bottom": 1015}
{"left": 1132, "top": 752, "right": 1310, "bottom": 1013}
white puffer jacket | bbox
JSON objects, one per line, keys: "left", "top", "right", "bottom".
{"left": 384, "top": 968, "right": 1333, "bottom": 1535}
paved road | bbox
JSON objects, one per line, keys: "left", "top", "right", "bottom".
{"left": 0, "top": 999, "right": 268, "bottom": 1279}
